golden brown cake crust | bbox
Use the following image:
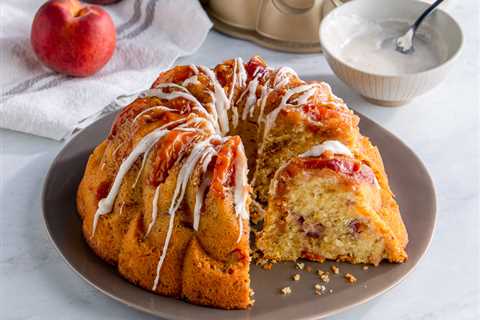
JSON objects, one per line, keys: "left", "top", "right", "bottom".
{"left": 76, "top": 56, "right": 408, "bottom": 310}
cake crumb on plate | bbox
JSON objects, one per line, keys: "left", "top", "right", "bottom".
{"left": 331, "top": 265, "right": 340, "bottom": 274}
{"left": 317, "top": 269, "right": 326, "bottom": 276}
{"left": 344, "top": 273, "right": 357, "bottom": 283}
{"left": 280, "top": 287, "right": 292, "bottom": 295}
{"left": 320, "top": 272, "right": 330, "bottom": 283}
{"left": 314, "top": 283, "right": 326, "bottom": 295}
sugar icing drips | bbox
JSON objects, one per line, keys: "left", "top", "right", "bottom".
{"left": 300, "top": 140, "right": 353, "bottom": 158}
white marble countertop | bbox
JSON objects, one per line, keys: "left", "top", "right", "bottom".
{"left": 1, "top": 1, "right": 479, "bottom": 319}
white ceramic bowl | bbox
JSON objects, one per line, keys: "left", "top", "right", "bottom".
{"left": 319, "top": 0, "right": 463, "bottom": 106}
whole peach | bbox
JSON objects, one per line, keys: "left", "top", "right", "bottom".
{"left": 31, "top": 0, "right": 116, "bottom": 77}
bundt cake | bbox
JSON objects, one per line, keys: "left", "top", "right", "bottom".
{"left": 76, "top": 56, "right": 408, "bottom": 310}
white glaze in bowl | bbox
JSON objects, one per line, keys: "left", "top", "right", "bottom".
{"left": 319, "top": 0, "right": 463, "bottom": 106}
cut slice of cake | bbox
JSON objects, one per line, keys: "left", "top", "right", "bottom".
{"left": 256, "top": 140, "right": 407, "bottom": 265}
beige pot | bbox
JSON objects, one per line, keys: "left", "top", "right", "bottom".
{"left": 204, "top": 0, "right": 325, "bottom": 53}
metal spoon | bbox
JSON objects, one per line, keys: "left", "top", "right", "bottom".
{"left": 395, "top": 0, "right": 445, "bottom": 54}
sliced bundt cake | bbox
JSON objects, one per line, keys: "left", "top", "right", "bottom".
{"left": 77, "top": 56, "right": 408, "bottom": 310}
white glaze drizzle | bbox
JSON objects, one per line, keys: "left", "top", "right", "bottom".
{"left": 273, "top": 66, "right": 297, "bottom": 88}
{"left": 152, "top": 83, "right": 189, "bottom": 92}
{"left": 204, "top": 91, "right": 220, "bottom": 134}
{"left": 91, "top": 126, "right": 171, "bottom": 237}
{"left": 132, "top": 106, "right": 176, "bottom": 125}
{"left": 230, "top": 58, "right": 249, "bottom": 128}
{"left": 92, "top": 115, "right": 210, "bottom": 236}
{"left": 279, "top": 84, "right": 318, "bottom": 108}
{"left": 263, "top": 84, "right": 319, "bottom": 139}
{"left": 228, "top": 59, "right": 238, "bottom": 102}
{"left": 257, "top": 85, "right": 271, "bottom": 124}
{"left": 189, "top": 64, "right": 199, "bottom": 74}
{"left": 236, "top": 57, "right": 247, "bottom": 88}
{"left": 131, "top": 147, "right": 151, "bottom": 189}
{"left": 131, "top": 117, "right": 191, "bottom": 189}
{"left": 274, "top": 77, "right": 290, "bottom": 89}
{"left": 235, "top": 88, "right": 249, "bottom": 111}
{"left": 168, "top": 136, "right": 220, "bottom": 216}
{"left": 236, "top": 67, "right": 259, "bottom": 105}
{"left": 237, "top": 215, "right": 243, "bottom": 243}
{"left": 183, "top": 115, "right": 215, "bottom": 133}
{"left": 231, "top": 105, "right": 239, "bottom": 129}
{"left": 198, "top": 66, "right": 230, "bottom": 134}
{"left": 152, "top": 207, "right": 175, "bottom": 291}
{"left": 253, "top": 83, "right": 321, "bottom": 177}
{"left": 241, "top": 70, "right": 262, "bottom": 120}
{"left": 145, "top": 184, "right": 161, "bottom": 236}
{"left": 253, "top": 67, "right": 262, "bottom": 78}
{"left": 229, "top": 58, "right": 243, "bottom": 127}
{"left": 182, "top": 75, "right": 199, "bottom": 87}
{"left": 151, "top": 136, "right": 223, "bottom": 289}
{"left": 294, "top": 86, "right": 317, "bottom": 105}
{"left": 299, "top": 141, "right": 380, "bottom": 188}
{"left": 299, "top": 140, "right": 353, "bottom": 158}
{"left": 233, "top": 142, "right": 249, "bottom": 243}
{"left": 192, "top": 147, "right": 217, "bottom": 230}
{"left": 139, "top": 89, "right": 204, "bottom": 114}
{"left": 252, "top": 69, "right": 274, "bottom": 121}
{"left": 138, "top": 88, "right": 216, "bottom": 129}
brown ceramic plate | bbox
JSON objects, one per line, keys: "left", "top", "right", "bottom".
{"left": 42, "top": 109, "right": 436, "bottom": 319}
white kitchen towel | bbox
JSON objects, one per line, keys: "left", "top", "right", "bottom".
{"left": 0, "top": 0, "right": 212, "bottom": 140}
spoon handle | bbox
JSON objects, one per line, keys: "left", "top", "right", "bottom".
{"left": 413, "top": 0, "right": 445, "bottom": 32}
